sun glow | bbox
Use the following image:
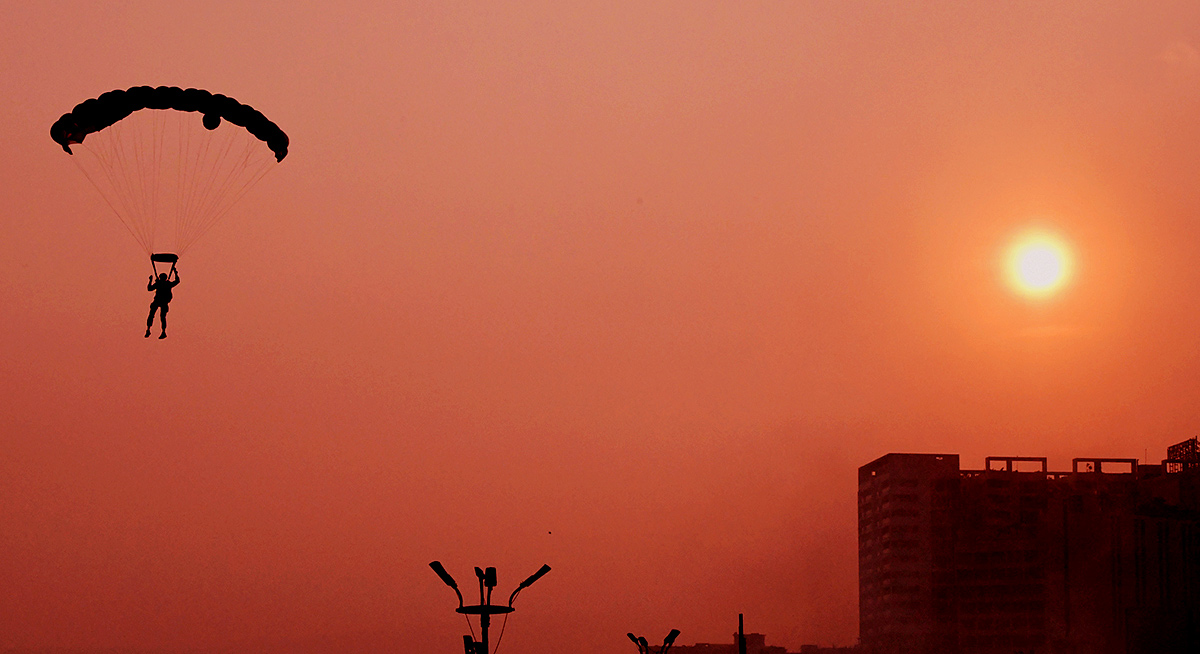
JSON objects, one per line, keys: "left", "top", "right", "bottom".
{"left": 1007, "top": 232, "right": 1071, "bottom": 297}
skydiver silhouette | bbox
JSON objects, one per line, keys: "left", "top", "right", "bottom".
{"left": 145, "top": 269, "right": 180, "bottom": 339}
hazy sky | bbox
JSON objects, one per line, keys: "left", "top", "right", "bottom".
{"left": 4, "top": 2, "right": 1200, "bottom": 653}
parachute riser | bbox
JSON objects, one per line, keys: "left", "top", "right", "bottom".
{"left": 150, "top": 253, "right": 178, "bottom": 278}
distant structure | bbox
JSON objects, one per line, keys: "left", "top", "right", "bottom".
{"left": 670, "top": 633, "right": 860, "bottom": 654}
{"left": 1166, "top": 437, "right": 1200, "bottom": 472}
{"left": 859, "top": 441, "right": 1200, "bottom": 654}
{"left": 669, "top": 633, "right": 788, "bottom": 654}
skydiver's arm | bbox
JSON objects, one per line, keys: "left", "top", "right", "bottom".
{"left": 148, "top": 276, "right": 155, "bottom": 292}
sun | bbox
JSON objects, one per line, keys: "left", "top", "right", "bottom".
{"left": 1006, "top": 232, "right": 1071, "bottom": 297}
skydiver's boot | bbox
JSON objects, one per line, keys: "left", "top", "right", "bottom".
{"left": 145, "top": 328, "right": 151, "bottom": 338}
{"left": 159, "top": 331, "right": 167, "bottom": 339}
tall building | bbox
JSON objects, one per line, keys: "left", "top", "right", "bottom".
{"left": 859, "top": 441, "right": 1200, "bottom": 654}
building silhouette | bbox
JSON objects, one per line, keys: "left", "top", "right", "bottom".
{"left": 669, "top": 633, "right": 859, "bottom": 654}
{"left": 859, "top": 439, "right": 1200, "bottom": 654}
{"left": 670, "top": 633, "right": 787, "bottom": 654}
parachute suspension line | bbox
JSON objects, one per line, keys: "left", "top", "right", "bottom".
{"left": 141, "top": 113, "right": 158, "bottom": 250}
{"left": 176, "top": 112, "right": 205, "bottom": 253}
{"left": 177, "top": 116, "right": 223, "bottom": 254}
{"left": 149, "top": 110, "right": 168, "bottom": 252}
{"left": 91, "top": 124, "right": 138, "bottom": 246}
{"left": 172, "top": 113, "right": 195, "bottom": 256}
{"left": 120, "top": 117, "right": 155, "bottom": 252}
{"left": 175, "top": 124, "right": 275, "bottom": 255}
{"left": 80, "top": 131, "right": 137, "bottom": 245}
{"left": 185, "top": 125, "right": 242, "bottom": 247}
{"left": 75, "top": 130, "right": 152, "bottom": 254}
{"left": 205, "top": 141, "right": 272, "bottom": 242}
{"left": 72, "top": 146, "right": 148, "bottom": 253}
{"left": 173, "top": 113, "right": 196, "bottom": 253}
{"left": 183, "top": 142, "right": 275, "bottom": 253}
{"left": 124, "top": 116, "right": 153, "bottom": 250}
{"left": 176, "top": 117, "right": 199, "bottom": 248}
{"left": 182, "top": 131, "right": 248, "bottom": 252}
{"left": 179, "top": 124, "right": 228, "bottom": 252}
{"left": 112, "top": 118, "right": 155, "bottom": 252}
{"left": 146, "top": 111, "right": 166, "bottom": 250}
{"left": 177, "top": 121, "right": 209, "bottom": 253}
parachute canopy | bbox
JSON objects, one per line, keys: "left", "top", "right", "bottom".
{"left": 51, "top": 86, "right": 288, "bottom": 257}
{"left": 51, "top": 86, "right": 288, "bottom": 162}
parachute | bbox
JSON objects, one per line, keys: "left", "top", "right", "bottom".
{"left": 51, "top": 86, "right": 288, "bottom": 272}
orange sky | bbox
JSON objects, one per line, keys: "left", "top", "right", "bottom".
{"left": 4, "top": 2, "right": 1200, "bottom": 653}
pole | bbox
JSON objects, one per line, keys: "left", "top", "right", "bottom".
{"left": 480, "top": 612, "right": 490, "bottom": 654}
{"left": 738, "top": 614, "right": 746, "bottom": 654}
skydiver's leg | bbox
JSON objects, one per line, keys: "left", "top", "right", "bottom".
{"left": 146, "top": 304, "right": 158, "bottom": 338}
{"left": 158, "top": 303, "right": 169, "bottom": 338}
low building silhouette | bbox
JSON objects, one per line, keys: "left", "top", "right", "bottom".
{"left": 670, "top": 633, "right": 788, "bottom": 654}
{"left": 859, "top": 439, "right": 1200, "bottom": 654}
{"left": 670, "top": 634, "right": 861, "bottom": 654}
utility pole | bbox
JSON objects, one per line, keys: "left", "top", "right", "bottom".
{"left": 738, "top": 614, "right": 746, "bottom": 654}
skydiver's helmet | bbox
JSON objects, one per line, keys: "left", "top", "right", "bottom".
{"left": 158, "top": 273, "right": 169, "bottom": 281}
